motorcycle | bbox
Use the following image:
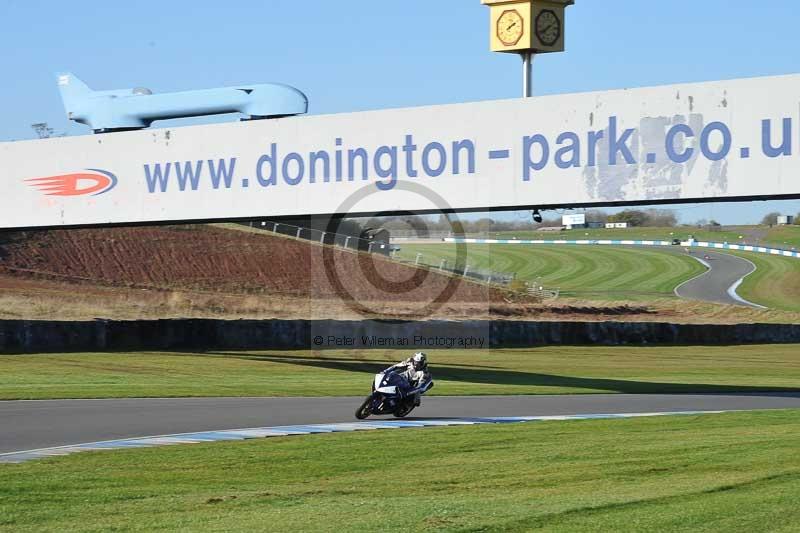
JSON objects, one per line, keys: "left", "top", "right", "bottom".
{"left": 354, "top": 369, "right": 433, "bottom": 419}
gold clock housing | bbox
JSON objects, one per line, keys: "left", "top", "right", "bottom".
{"left": 482, "top": 0, "right": 573, "bottom": 53}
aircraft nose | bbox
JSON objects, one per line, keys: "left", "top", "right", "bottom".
{"left": 244, "top": 84, "right": 308, "bottom": 118}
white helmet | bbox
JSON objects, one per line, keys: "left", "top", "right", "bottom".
{"left": 411, "top": 352, "right": 427, "bottom": 371}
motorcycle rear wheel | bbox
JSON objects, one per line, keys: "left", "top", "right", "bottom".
{"left": 393, "top": 402, "right": 415, "bottom": 418}
{"left": 355, "top": 395, "right": 373, "bottom": 419}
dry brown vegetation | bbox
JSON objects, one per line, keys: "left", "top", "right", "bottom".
{"left": 0, "top": 224, "right": 508, "bottom": 321}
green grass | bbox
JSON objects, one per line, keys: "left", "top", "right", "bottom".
{"left": 486, "top": 225, "right": 800, "bottom": 249}
{"left": 759, "top": 224, "right": 800, "bottom": 249}
{"left": 2, "top": 346, "right": 800, "bottom": 400}
{"left": 397, "top": 243, "right": 705, "bottom": 299}
{"left": 724, "top": 251, "right": 800, "bottom": 312}
{"left": 2, "top": 410, "right": 800, "bottom": 531}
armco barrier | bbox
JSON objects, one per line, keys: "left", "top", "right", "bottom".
{"left": 2, "top": 319, "right": 800, "bottom": 353}
{"left": 444, "top": 238, "right": 800, "bottom": 259}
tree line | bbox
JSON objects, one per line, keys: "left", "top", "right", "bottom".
{"left": 358, "top": 209, "right": 682, "bottom": 234}
{"left": 238, "top": 207, "right": 800, "bottom": 239}
{"left": 366, "top": 208, "right": 800, "bottom": 233}
{"left": 760, "top": 212, "right": 800, "bottom": 226}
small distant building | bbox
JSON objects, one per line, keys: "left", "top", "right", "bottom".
{"left": 586, "top": 221, "right": 605, "bottom": 229}
{"left": 777, "top": 215, "right": 794, "bottom": 225}
{"left": 359, "top": 227, "right": 391, "bottom": 255}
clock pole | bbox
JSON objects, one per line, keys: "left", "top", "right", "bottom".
{"left": 522, "top": 52, "right": 534, "bottom": 97}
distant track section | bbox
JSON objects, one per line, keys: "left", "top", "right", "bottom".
{"left": 435, "top": 238, "right": 785, "bottom": 307}
{"left": 674, "top": 252, "right": 763, "bottom": 308}
{"left": 398, "top": 241, "right": 704, "bottom": 300}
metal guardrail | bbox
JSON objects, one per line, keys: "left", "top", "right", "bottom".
{"left": 526, "top": 281, "right": 560, "bottom": 300}
{"left": 393, "top": 252, "right": 516, "bottom": 286}
{"left": 244, "top": 224, "right": 518, "bottom": 288}
{"left": 389, "top": 231, "right": 454, "bottom": 239}
{"left": 246, "top": 222, "right": 516, "bottom": 287}
{"left": 244, "top": 221, "right": 391, "bottom": 255}
{"left": 447, "top": 265, "right": 515, "bottom": 286}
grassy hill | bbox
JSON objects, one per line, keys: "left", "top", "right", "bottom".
{"left": 2, "top": 224, "right": 798, "bottom": 320}
{"left": 0, "top": 225, "right": 509, "bottom": 321}
{"left": 397, "top": 243, "right": 705, "bottom": 300}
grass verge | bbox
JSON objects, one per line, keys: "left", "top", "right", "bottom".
{"left": 725, "top": 251, "right": 800, "bottom": 311}
{"left": 2, "top": 410, "right": 799, "bottom": 531}
{"left": 2, "top": 346, "right": 799, "bottom": 400}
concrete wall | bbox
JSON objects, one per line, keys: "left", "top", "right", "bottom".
{"left": 1, "top": 319, "right": 799, "bottom": 353}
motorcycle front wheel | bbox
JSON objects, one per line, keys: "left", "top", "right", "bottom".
{"left": 355, "top": 395, "right": 373, "bottom": 419}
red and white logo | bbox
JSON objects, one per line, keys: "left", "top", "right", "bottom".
{"left": 25, "top": 169, "right": 118, "bottom": 196}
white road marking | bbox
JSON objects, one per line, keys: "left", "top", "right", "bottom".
{"left": 722, "top": 253, "right": 767, "bottom": 309}
{"left": 0, "top": 410, "right": 739, "bottom": 464}
{"left": 673, "top": 255, "right": 711, "bottom": 298}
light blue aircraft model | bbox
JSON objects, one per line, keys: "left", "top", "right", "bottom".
{"left": 56, "top": 72, "right": 308, "bottom": 133}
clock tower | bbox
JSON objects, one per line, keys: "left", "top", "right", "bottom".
{"left": 481, "top": 0, "right": 575, "bottom": 96}
{"left": 482, "top": 0, "right": 573, "bottom": 53}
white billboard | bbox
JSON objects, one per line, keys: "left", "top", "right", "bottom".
{"left": 1, "top": 74, "right": 800, "bottom": 229}
{"left": 562, "top": 214, "right": 586, "bottom": 226}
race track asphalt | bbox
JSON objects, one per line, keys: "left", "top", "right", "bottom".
{"left": 672, "top": 249, "right": 760, "bottom": 307}
{"left": 3, "top": 393, "right": 800, "bottom": 454}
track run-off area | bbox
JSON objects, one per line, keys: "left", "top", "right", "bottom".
{"left": 3, "top": 344, "right": 800, "bottom": 461}
{"left": 2, "top": 349, "right": 800, "bottom": 528}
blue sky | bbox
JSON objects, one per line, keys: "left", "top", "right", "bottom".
{"left": 1, "top": 0, "right": 799, "bottom": 224}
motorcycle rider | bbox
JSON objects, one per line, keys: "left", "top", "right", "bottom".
{"left": 386, "top": 352, "right": 432, "bottom": 406}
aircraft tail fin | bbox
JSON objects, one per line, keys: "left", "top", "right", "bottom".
{"left": 56, "top": 72, "right": 91, "bottom": 114}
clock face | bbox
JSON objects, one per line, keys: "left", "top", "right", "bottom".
{"left": 535, "top": 9, "right": 561, "bottom": 47}
{"left": 496, "top": 9, "right": 524, "bottom": 47}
